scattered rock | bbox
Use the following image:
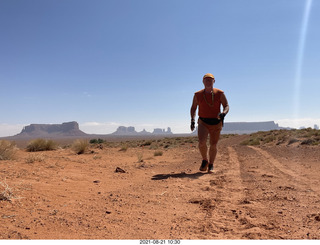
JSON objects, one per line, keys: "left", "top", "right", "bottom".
{"left": 239, "top": 198, "right": 251, "bottom": 205}
{"left": 115, "top": 167, "right": 126, "bottom": 173}
{"left": 262, "top": 174, "right": 274, "bottom": 178}
{"left": 278, "top": 186, "right": 295, "bottom": 191}
{"left": 189, "top": 198, "right": 214, "bottom": 210}
{"left": 93, "top": 180, "right": 100, "bottom": 184}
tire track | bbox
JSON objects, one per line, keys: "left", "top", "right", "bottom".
{"left": 188, "top": 138, "right": 320, "bottom": 239}
{"left": 186, "top": 145, "right": 250, "bottom": 239}
{"left": 226, "top": 146, "right": 245, "bottom": 203}
{"left": 248, "top": 146, "right": 318, "bottom": 195}
{"left": 248, "top": 146, "right": 306, "bottom": 180}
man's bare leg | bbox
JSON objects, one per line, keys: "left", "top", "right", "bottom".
{"left": 198, "top": 121, "right": 209, "bottom": 161}
{"left": 208, "top": 122, "right": 222, "bottom": 172}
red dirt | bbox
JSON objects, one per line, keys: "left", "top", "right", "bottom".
{"left": 1, "top": 135, "right": 320, "bottom": 239}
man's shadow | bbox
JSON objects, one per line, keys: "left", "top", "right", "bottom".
{"left": 151, "top": 171, "right": 206, "bottom": 180}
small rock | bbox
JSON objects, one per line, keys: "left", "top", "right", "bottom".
{"left": 93, "top": 180, "right": 100, "bottom": 183}
{"left": 115, "top": 167, "right": 126, "bottom": 173}
{"left": 106, "top": 211, "right": 111, "bottom": 214}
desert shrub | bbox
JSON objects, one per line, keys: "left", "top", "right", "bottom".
{"left": 26, "top": 139, "right": 57, "bottom": 152}
{"left": 137, "top": 152, "right": 143, "bottom": 162}
{"left": 72, "top": 139, "right": 89, "bottom": 154}
{"left": 288, "top": 138, "right": 300, "bottom": 145}
{"left": 90, "top": 138, "right": 106, "bottom": 144}
{"left": 184, "top": 136, "right": 198, "bottom": 143}
{"left": 276, "top": 134, "right": 288, "bottom": 144}
{"left": 154, "top": 150, "right": 163, "bottom": 156}
{"left": 260, "top": 135, "right": 276, "bottom": 144}
{"left": 240, "top": 138, "right": 260, "bottom": 146}
{"left": 119, "top": 144, "right": 128, "bottom": 152}
{"left": 301, "top": 139, "right": 316, "bottom": 145}
{"left": 0, "top": 140, "right": 17, "bottom": 160}
{"left": 0, "top": 180, "right": 14, "bottom": 201}
{"left": 90, "top": 139, "right": 98, "bottom": 144}
{"left": 238, "top": 128, "right": 320, "bottom": 146}
{"left": 141, "top": 140, "right": 152, "bottom": 147}
{"left": 149, "top": 144, "right": 159, "bottom": 150}
{"left": 25, "top": 153, "right": 45, "bottom": 163}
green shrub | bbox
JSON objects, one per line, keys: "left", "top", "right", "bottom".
{"left": 0, "top": 140, "right": 17, "bottom": 160}
{"left": 26, "top": 139, "right": 57, "bottom": 152}
{"left": 141, "top": 140, "right": 152, "bottom": 147}
{"left": 263, "top": 135, "right": 276, "bottom": 144}
{"left": 90, "top": 138, "right": 106, "bottom": 144}
{"left": 240, "top": 138, "right": 260, "bottom": 146}
{"left": 301, "top": 139, "right": 316, "bottom": 145}
{"left": 288, "top": 138, "right": 299, "bottom": 145}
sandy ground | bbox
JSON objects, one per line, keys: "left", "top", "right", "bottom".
{"left": 1, "top": 135, "right": 320, "bottom": 239}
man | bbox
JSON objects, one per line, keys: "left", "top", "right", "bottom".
{"left": 190, "top": 73, "right": 229, "bottom": 173}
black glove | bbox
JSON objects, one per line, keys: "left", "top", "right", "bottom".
{"left": 218, "top": 113, "right": 226, "bottom": 126}
{"left": 190, "top": 119, "right": 195, "bottom": 131}
{"left": 219, "top": 113, "right": 226, "bottom": 120}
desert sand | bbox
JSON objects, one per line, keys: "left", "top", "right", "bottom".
{"left": 1, "top": 133, "right": 320, "bottom": 240}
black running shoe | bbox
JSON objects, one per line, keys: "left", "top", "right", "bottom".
{"left": 208, "top": 164, "right": 214, "bottom": 173}
{"left": 199, "top": 160, "right": 209, "bottom": 171}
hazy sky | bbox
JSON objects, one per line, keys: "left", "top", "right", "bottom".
{"left": 1, "top": 0, "right": 319, "bottom": 136}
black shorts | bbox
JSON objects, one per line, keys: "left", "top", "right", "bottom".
{"left": 199, "top": 117, "right": 221, "bottom": 125}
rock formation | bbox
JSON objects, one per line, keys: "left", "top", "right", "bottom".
{"left": 15, "top": 121, "right": 87, "bottom": 138}
{"left": 112, "top": 126, "right": 173, "bottom": 135}
{"left": 222, "top": 121, "right": 288, "bottom": 134}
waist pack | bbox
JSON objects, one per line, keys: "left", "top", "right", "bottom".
{"left": 199, "top": 117, "right": 221, "bottom": 125}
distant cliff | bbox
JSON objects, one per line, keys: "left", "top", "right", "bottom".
{"left": 191, "top": 121, "right": 288, "bottom": 135}
{"left": 112, "top": 126, "right": 173, "bottom": 135}
{"left": 222, "top": 121, "right": 288, "bottom": 134}
{"left": 15, "top": 121, "right": 87, "bottom": 138}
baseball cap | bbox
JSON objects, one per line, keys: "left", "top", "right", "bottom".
{"left": 203, "top": 73, "right": 215, "bottom": 79}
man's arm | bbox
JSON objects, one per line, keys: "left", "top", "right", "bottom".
{"left": 220, "top": 93, "right": 229, "bottom": 115}
{"left": 190, "top": 94, "right": 198, "bottom": 131}
{"left": 190, "top": 94, "right": 198, "bottom": 120}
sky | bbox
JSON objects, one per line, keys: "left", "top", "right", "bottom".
{"left": 0, "top": 0, "right": 320, "bottom": 137}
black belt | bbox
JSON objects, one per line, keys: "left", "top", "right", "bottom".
{"left": 199, "top": 117, "right": 221, "bottom": 125}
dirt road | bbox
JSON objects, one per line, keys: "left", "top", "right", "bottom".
{"left": 1, "top": 135, "right": 320, "bottom": 239}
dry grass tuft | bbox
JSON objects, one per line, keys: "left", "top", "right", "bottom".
{"left": 154, "top": 150, "right": 163, "bottom": 156}
{"left": 26, "top": 139, "right": 57, "bottom": 152}
{"left": 119, "top": 144, "right": 128, "bottom": 152}
{"left": 0, "top": 180, "right": 15, "bottom": 201}
{"left": 25, "top": 153, "right": 46, "bottom": 163}
{"left": 72, "top": 139, "right": 89, "bottom": 154}
{"left": 137, "top": 152, "right": 144, "bottom": 163}
{"left": 0, "top": 140, "right": 17, "bottom": 160}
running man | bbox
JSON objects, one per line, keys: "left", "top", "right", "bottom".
{"left": 190, "top": 73, "right": 229, "bottom": 173}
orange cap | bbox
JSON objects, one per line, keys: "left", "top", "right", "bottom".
{"left": 203, "top": 73, "right": 215, "bottom": 79}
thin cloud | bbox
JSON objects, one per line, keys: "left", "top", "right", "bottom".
{"left": 276, "top": 118, "right": 320, "bottom": 129}
{"left": 0, "top": 124, "right": 26, "bottom": 137}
